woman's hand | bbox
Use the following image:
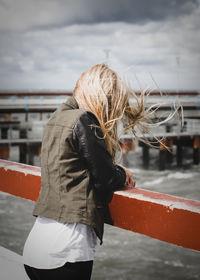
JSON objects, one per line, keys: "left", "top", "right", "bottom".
{"left": 121, "top": 167, "right": 136, "bottom": 188}
{"left": 125, "top": 168, "right": 136, "bottom": 188}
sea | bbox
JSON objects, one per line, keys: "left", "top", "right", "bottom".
{"left": 0, "top": 147, "right": 200, "bottom": 280}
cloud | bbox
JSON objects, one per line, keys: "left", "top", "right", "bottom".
{"left": 0, "top": 0, "right": 199, "bottom": 31}
{"left": 1, "top": 15, "right": 200, "bottom": 91}
{"left": 0, "top": 0, "right": 199, "bottom": 91}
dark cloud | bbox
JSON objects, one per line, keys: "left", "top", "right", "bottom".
{"left": 0, "top": 0, "right": 199, "bottom": 31}
{"left": 78, "top": 0, "right": 199, "bottom": 23}
{"left": 38, "top": 0, "right": 199, "bottom": 28}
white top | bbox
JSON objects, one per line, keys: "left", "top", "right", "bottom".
{"left": 23, "top": 216, "right": 98, "bottom": 269}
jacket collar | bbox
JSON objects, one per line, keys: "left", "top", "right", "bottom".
{"left": 64, "top": 96, "right": 79, "bottom": 110}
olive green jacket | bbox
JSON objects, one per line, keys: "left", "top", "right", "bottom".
{"left": 33, "top": 97, "right": 126, "bottom": 243}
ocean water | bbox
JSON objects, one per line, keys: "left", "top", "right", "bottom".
{"left": 0, "top": 147, "right": 200, "bottom": 279}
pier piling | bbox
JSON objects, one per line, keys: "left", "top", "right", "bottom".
{"left": 176, "top": 140, "right": 183, "bottom": 167}
{"left": 166, "top": 138, "right": 173, "bottom": 164}
{"left": 19, "top": 144, "right": 27, "bottom": 164}
{"left": 193, "top": 136, "right": 200, "bottom": 165}
{"left": 159, "top": 139, "right": 168, "bottom": 170}
{"left": 142, "top": 144, "right": 149, "bottom": 169}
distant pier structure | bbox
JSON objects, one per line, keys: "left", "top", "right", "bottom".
{"left": 0, "top": 91, "right": 199, "bottom": 170}
{"left": 0, "top": 91, "right": 72, "bottom": 165}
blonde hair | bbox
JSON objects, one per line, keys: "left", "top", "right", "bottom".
{"left": 73, "top": 63, "right": 179, "bottom": 161}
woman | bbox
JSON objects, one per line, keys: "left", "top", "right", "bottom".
{"left": 23, "top": 63, "right": 159, "bottom": 280}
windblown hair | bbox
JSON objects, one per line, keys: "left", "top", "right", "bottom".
{"left": 73, "top": 63, "right": 179, "bottom": 161}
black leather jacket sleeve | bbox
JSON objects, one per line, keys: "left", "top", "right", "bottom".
{"left": 73, "top": 111, "right": 126, "bottom": 194}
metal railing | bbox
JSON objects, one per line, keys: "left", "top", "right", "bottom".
{"left": 0, "top": 159, "right": 200, "bottom": 252}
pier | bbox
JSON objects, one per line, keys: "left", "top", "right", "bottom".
{"left": 0, "top": 91, "right": 200, "bottom": 169}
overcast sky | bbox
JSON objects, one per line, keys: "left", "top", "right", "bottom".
{"left": 0, "top": 0, "right": 200, "bottom": 91}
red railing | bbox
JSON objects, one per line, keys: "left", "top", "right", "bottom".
{"left": 0, "top": 159, "right": 200, "bottom": 252}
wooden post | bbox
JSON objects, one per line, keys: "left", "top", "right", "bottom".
{"left": 0, "top": 145, "right": 9, "bottom": 159}
{"left": 142, "top": 144, "right": 149, "bottom": 169}
{"left": 159, "top": 139, "right": 167, "bottom": 171}
{"left": 176, "top": 139, "right": 183, "bottom": 167}
{"left": 19, "top": 144, "right": 27, "bottom": 164}
{"left": 193, "top": 136, "right": 200, "bottom": 165}
{"left": 167, "top": 138, "right": 173, "bottom": 164}
{"left": 1, "top": 127, "right": 8, "bottom": 139}
{"left": 27, "top": 143, "right": 32, "bottom": 165}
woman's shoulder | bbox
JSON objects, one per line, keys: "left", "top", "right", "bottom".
{"left": 73, "top": 110, "right": 103, "bottom": 141}
{"left": 78, "top": 110, "right": 100, "bottom": 126}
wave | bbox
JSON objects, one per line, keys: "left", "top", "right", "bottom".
{"left": 142, "top": 170, "right": 196, "bottom": 188}
{"left": 167, "top": 172, "right": 194, "bottom": 179}
{"left": 143, "top": 177, "right": 164, "bottom": 187}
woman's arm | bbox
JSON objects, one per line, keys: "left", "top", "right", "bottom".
{"left": 73, "top": 111, "right": 126, "bottom": 194}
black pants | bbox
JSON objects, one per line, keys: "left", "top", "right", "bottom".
{"left": 24, "top": 261, "right": 93, "bottom": 280}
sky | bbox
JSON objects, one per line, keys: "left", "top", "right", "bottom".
{"left": 0, "top": 0, "right": 200, "bottom": 92}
